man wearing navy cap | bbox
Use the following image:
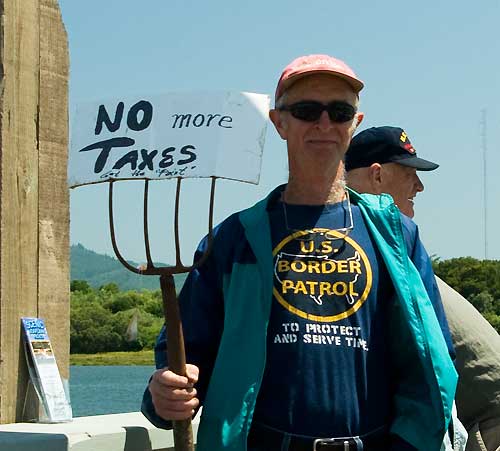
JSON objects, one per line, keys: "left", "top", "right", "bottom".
{"left": 345, "top": 126, "right": 438, "bottom": 218}
{"left": 346, "top": 126, "right": 500, "bottom": 451}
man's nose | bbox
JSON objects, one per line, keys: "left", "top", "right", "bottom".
{"left": 316, "top": 110, "right": 333, "bottom": 130}
{"left": 416, "top": 175, "right": 424, "bottom": 192}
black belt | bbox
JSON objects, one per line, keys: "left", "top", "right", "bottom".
{"left": 247, "top": 422, "right": 389, "bottom": 451}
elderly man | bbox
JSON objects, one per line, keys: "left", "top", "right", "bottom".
{"left": 344, "top": 126, "right": 437, "bottom": 219}
{"left": 142, "top": 55, "right": 457, "bottom": 451}
{"left": 345, "top": 126, "right": 500, "bottom": 451}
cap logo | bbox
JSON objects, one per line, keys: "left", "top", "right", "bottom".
{"left": 296, "top": 59, "right": 342, "bottom": 71}
{"left": 399, "top": 131, "right": 415, "bottom": 154}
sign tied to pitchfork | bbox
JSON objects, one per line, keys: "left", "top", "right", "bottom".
{"left": 68, "top": 90, "right": 270, "bottom": 451}
{"left": 69, "top": 91, "right": 270, "bottom": 187}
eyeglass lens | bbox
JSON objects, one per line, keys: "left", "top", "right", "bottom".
{"left": 282, "top": 101, "right": 356, "bottom": 123}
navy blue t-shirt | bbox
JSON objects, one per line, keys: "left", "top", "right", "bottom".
{"left": 142, "top": 188, "right": 450, "bottom": 451}
{"left": 253, "top": 198, "right": 395, "bottom": 438}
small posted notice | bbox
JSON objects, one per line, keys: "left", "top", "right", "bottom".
{"left": 21, "top": 317, "right": 72, "bottom": 422}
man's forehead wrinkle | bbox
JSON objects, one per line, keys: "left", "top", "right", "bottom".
{"left": 284, "top": 74, "right": 358, "bottom": 105}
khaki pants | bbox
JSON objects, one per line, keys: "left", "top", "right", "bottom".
{"left": 466, "top": 418, "right": 500, "bottom": 451}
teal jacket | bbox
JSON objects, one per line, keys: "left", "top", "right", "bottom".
{"left": 195, "top": 189, "right": 457, "bottom": 451}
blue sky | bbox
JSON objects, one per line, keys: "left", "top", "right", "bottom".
{"left": 60, "top": 0, "right": 500, "bottom": 264}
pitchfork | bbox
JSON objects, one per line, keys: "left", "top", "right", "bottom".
{"left": 108, "top": 177, "right": 216, "bottom": 451}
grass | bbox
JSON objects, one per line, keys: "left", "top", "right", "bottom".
{"left": 70, "top": 349, "right": 155, "bottom": 366}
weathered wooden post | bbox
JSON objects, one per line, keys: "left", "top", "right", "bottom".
{"left": 0, "top": 0, "right": 69, "bottom": 423}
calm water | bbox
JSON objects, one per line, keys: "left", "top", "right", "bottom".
{"left": 70, "top": 365, "right": 155, "bottom": 417}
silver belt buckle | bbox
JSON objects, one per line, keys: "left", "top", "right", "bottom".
{"left": 313, "top": 438, "right": 351, "bottom": 450}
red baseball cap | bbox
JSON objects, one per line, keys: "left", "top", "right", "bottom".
{"left": 275, "top": 54, "right": 364, "bottom": 102}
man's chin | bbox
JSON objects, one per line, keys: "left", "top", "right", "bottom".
{"left": 401, "top": 203, "right": 415, "bottom": 218}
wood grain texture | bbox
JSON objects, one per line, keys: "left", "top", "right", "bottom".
{"left": 0, "top": 0, "right": 69, "bottom": 423}
{"left": 37, "top": 0, "right": 70, "bottom": 382}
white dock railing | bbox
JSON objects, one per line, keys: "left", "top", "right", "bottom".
{"left": 0, "top": 412, "right": 199, "bottom": 451}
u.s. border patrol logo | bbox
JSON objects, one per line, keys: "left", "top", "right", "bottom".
{"left": 273, "top": 228, "right": 372, "bottom": 322}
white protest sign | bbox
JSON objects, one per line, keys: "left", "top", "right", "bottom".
{"left": 69, "top": 91, "right": 270, "bottom": 187}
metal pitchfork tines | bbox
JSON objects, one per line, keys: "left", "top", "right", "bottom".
{"left": 108, "top": 177, "right": 216, "bottom": 451}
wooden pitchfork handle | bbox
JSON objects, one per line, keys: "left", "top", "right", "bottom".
{"left": 109, "top": 178, "right": 216, "bottom": 451}
{"left": 161, "top": 274, "right": 194, "bottom": 451}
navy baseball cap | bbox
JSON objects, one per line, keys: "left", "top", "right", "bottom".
{"left": 345, "top": 126, "right": 439, "bottom": 171}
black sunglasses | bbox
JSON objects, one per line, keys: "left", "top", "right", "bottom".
{"left": 278, "top": 100, "right": 357, "bottom": 123}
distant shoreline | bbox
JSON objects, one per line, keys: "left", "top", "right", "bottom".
{"left": 70, "top": 350, "right": 155, "bottom": 366}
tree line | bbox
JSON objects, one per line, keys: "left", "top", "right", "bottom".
{"left": 432, "top": 257, "right": 500, "bottom": 333}
{"left": 70, "top": 257, "right": 500, "bottom": 354}
{"left": 70, "top": 280, "right": 164, "bottom": 354}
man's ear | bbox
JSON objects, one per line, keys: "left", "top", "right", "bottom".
{"left": 269, "top": 109, "right": 288, "bottom": 140}
{"left": 355, "top": 112, "right": 364, "bottom": 128}
{"left": 368, "top": 163, "right": 383, "bottom": 194}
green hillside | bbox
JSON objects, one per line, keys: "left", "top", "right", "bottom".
{"left": 70, "top": 244, "right": 188, "bottom": 292}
